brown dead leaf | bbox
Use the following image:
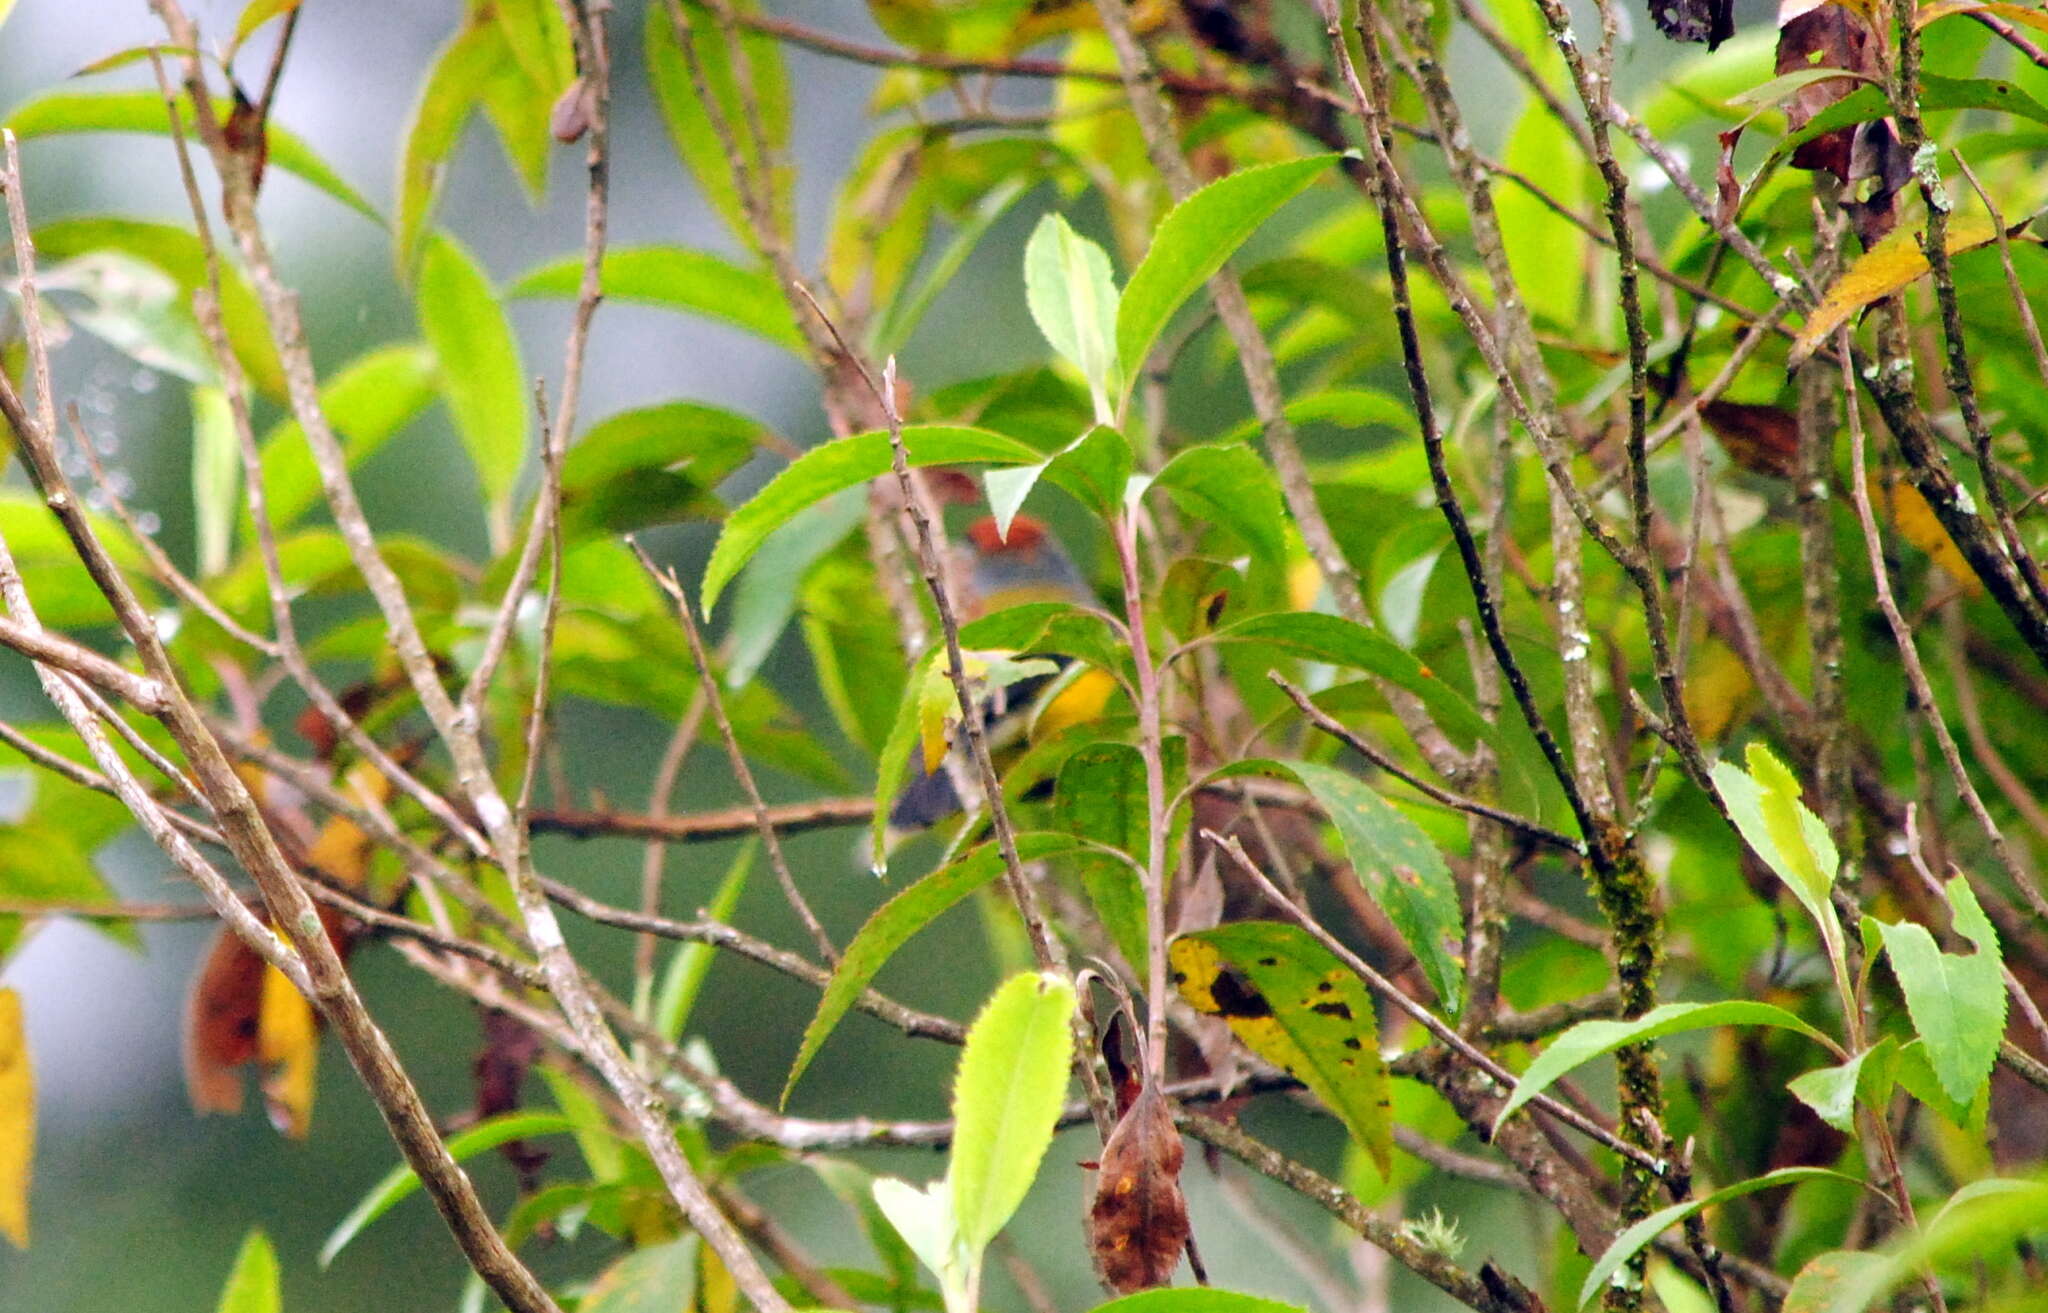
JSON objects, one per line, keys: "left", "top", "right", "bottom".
{"left": 1700, "top": 399, "right": 1802, "bottom": 479}
{"left": 1088, "top": 1083, "right": 1190, "bottom": 1294}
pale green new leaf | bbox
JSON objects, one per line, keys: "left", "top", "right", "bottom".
{"left": 213, "top": 1228, "right": 281, "bottom": 1313}
{"left": 1116, "top": 154, "right": 1341, "bottom": 388}
{"left": 1023, "top": 214, "right": 1120, "bottom": 418}
{"left": 947, "top": 972, "right": 1076, "bottom": 1253}
{"left": 1875, "top": 877, "right": 2005, "bottom": 1106}
{"left": 252, "top": 343, "right": 438, "bottom": 536}
{"left": 1495, "top": 1001, "right": 1838, "bottom": 1133}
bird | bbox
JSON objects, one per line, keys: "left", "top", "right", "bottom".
{"left": 887, "top": 509, "right": 1117, "bottom": 832}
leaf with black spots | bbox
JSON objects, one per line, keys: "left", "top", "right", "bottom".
{"left": 1169, "top": 922, "right": 1391, "bottom": 1173}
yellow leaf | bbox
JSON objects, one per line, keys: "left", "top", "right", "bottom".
{"left": 257, "top": 950, "right": 318, "bottom": 1139}
{"left": 1870, "top": 475, "right": 1981, "bottom": 593}
{"left": 304, "top": 762, "right": 393, "bottom": 890}
{"left": 1791, "top": 219, "right": 1999, "bottom": 364}
{"left": 1683, "top": 640, "right": 1755, "bottom": 741}
{"left": 1916, "top": 0, "right": 2048, "bottom": 33}
{"left": 0, "top": 987, "right": 32, "bottom": 1248}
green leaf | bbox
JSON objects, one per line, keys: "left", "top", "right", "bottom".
{"left": 3, "top": 90, "right": 378, "bottom": 222}
{"left": 1493, "top": 1001, "right": 1837, "bottom": 1133}
{"left": 1874, "top": 877, "right": 2005, "bottom": 1106}
{"left": 725, "top": 491, "right": 866, "bottom": 690}
{"left": 37, "top": 251, "right": 215, "bottom": 383}
{"left": 1787, "top": 1041, "right": 1888, "bottom": 1134}
{"left": 251, "top": 343, "right": 438, "bottom": 536}
{"left": 191, "top": 386, "right": 239, "bottom": 579}
{"left": 1770, "top": 75, "right": 2048, "bottom": 171}
{"left": 557, "top": 401, "right": 767, "bottom": 542}
{"left": 1087, "top": 1293, "right": 1307, "bottom": 1313}
{"left": 1781, "top": 1251, "right": 1892, "bottom": 1313}
{"left": 34, "top": 217, "right": 285, "bottom": 400}
{"left": 1170, "top": 921, "right": 1393, "bottom": 1174}
{"left": 1213, "top": 759, "right": 1464, "bottom": 1013}
{"left": 1711, "top": 745, "right": 1847, "bottom": 988}
{"left": 872, "top": 1177, "right": 969, "bottom": 1309}
{"left": 229, "top": 0, "right": 302, "bottom": 55}
{"left": 1217, "top": 387, "right": 1413, "bottom": 445}
{"left": 417, "top": 232, "right": 529, "bottom": 541}
{"left": 1147, "top": 444, "right": 1286, "bottom": 565}
{"left": 871, "top": 649, "right": 941, "bottom": 873}
{"left": 1055, "top": 743, "right": 1151, "bottom": 978}
{"left": 1206, "top": 611, "right": 1492, "bottom": 746}
{"left": 985, "top": 425, "right": 1133, "bottom": 535}
{"left": 537, "top": 1066, "right": 626, "bottom": 1185}
{"left": 394, "top": 18, "right": 501, "bottom": 271}
{"left": 0, "top": 822, "right": 132, "bottom": 960}
{"left": 320, "top": 1112, "right": 573, "bottom": 1265}
{"left": 702, "top": 426, "right": 1044, "bottom": 612}
{"left": 1116, "top": 154, "right": 1341, "bottom": 388}
{"left": 645, "top": 0, "right": 792, "bottom": 248}
{"left": 581, "top": 1236, "right": 698, "bottom": 1313}
{"left": 782, "top": 834, "right": 1082, "bottom": 1106}
{"left": 507, "top": 247, "right": 805, "bottom": 353}
{"left": 947, "top": 972, "right": 1076, "bottom": 1253}
{"left": 1578, "top": 1168, "right": 1858, "bottom": 1308}
{"left": 651, "top": 843, "right": 753, "bottom": 1044}
{"left": 1023, "top": 214, "right": 1120, "bottom": 419}
{"left": 213, "top": 1228, "right": 281, "bottom": 1313}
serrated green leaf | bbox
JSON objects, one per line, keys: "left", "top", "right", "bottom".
{"left": 213, "top": 1228, "right": 280, "bottom": 1313}
{"left": 1148, "top": 444, "right": 1286, "bottom": 565}
{"left": 1494, "top": 1000, "right": 1837, "bottom": 1133}
{"left": 1055, "top": 743, "right": 1149, "bottom": 977}
{"left": 985, "top": 425, "right": 1132, "bottom": 534}
{"left": 1212, "top": 759, "right": 1464, "bottom": 1013}
{"left": 3, "top": 90, "right": 378, "bottom": 222}
{"left": 1171, "top": 921, "right": 1392, "bottom": 1173}
{"left": 1875, "top": 877, "right": 2005, "bottom": 1106}
{"left": 702, "top": 426, "right": 1044, "bottom": 612}
{"left": 507, "top": 247, "right": 805, "bottom": 353}
{"left": 948, "top": 972, "right": 1075, "bottom": 1253}
{"left": 1579, "top": 1168, "right": 1858, "bottom": 1308}
{"left": 784, "top": 834, "right": 1082, "bottom": 1105}
{"left": 1023, "top": 214, "right": 1120, "bottom": 419}
{"left": 1206, "top": 611, "right": 1492, "bottom": 747}
{"left": 1787, "top": 1042, "right": 1885, "bottom": 1135}
{"left": 1116, "top": 155, "right": 1341, "bottom": 388}
{"left": 320, "top": 1112, "right": 574, "bottom": 1265}
{"left": 416, "top": 232, "right": 528, "bottom": 541}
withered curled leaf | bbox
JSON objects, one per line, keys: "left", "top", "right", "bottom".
{"left": 1088, "top": 1083, "right": 1189, "bottom": 1294}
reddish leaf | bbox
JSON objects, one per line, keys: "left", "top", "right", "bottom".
{"left": 1088, "top": 1084, "right": 1191, "bottom": 1294}
{"left": 1699, "top": 400, "right": 1802, "bottom": 479}
{"left": 473, "top": 1009, "right": 549, "bottom": 1190}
